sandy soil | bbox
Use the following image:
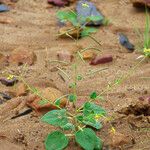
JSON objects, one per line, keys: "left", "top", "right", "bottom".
{"left": 0, "top": 0, "right": 150, "bottom": 150}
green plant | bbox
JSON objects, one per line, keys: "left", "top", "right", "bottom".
{"left": 57, "top": 10, "right": 104, "bottom": 38}
{"left": 41, "top": 52, "right": 107, "bottom": 149}
{"left": 135, "top": 8, "right": 150, "bottom": 58}
{"left": 39, "top": 39, "right": 147, "bottom": 149}
{"left": 143, "top": 8, "right": 150, "bottom": 57}
{"left": 144, "top": 9, "right": 150, "bottom": 50}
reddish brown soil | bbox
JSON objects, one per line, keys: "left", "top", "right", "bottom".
{"left": 0, "top": 0, "right": 150, "bottom": 150}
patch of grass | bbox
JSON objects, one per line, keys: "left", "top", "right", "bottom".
{"left": 144, "top": 9, "right": 150, "bottom": 50}
{"left": 135, "top": 8, "right": 150, "bottom": 58}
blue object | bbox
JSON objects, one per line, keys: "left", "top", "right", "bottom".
{"left": 0, "top": 4, "right": 10, "bottom": 12}
{"left": 119, "top": 33, "right": 135, "bottom": 52}
{"left": 76, "top": 0, "right": 104, "bottom": 26}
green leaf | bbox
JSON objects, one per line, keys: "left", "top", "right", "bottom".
{"left": 45, "top": 131, "right": 69, "bottom": 150}
{"left": 81, "top": 27, "right": 97, "bottom": 37}
{"left": 96, "top": 96, "right": 105, "bottom": 101}
{"left": 83, "top": 102, "right": 106, "bottom": 117}
{"left": 90, "top": 91, "right": 97, "bottom": 99}
{"left": 83, "top": 117, "right": 102, "bottom": 130}
{"left": 114, "top": 79, "right": 122, "bottom": 85}
{"left": 31, "top": 87, "right": 39, "bottom": 93}
{"left": 61, "top": 123, "right": 75, "bottom": 131}
{"left": 94, "top": 137, "right": 103, "bottom": 150}
{"left": 77, "top": 114, "right": 102, "bottom": 130}
{"left": 68, "top": 94, "right": 77, "bottom": 102}
{"left": 77, "top": 75, "right": 83, "bottom": 81}
{"left": 41, "top": 109, "right": 68, "bottom": 127}
{"left": 54, "top": 99, "right": 61, "bottom": 106}
{"left": 102, "top": 18, "right": 110, "bottom": 26}
{"left": 87, "top": 16, "right": 103, "bottom": 22}
{"left": 69, "top": 82, "right": 76, "bottom": 88}
{"left": 57, "top": 10, "right": 78, "bottom": 26}
{"left": 76, "top": 115, "right": 84, "bottom": 122}
{"left": 75, "top": 128, "right": 97, "bottom": 150}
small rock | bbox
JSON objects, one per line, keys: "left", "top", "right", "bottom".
{"left": 8, "top": 48, "right": 37, "bottom": 66}
{"left": 76, "top": 0, "right": 104, "bottom": 26}
{"left": 119, "top": 33, "right": 135, "bottom": 52}
{"left": 27, "top": 87, "right": 67, "bottom": 114}
{"left": 0, "top": 77, "right": 18, "bottom": 86}
{"left": 0, "top": 92, "right": 12, "bottom": 100}
{"left": 82, "top": 51, "right": 96, "bottom": 60}
{"left": 0, "top": 4, "right": 9, "bottom": 12}
{"left": 0, "top": 17, "right": 13, "bottom": 24}
{"left": 57, "top": 50, "right": 74, "bottom": 62}
{"left": 90, "top": 55, "right": 113, "bottom": 65}
{"left": 47, "top": 0, "right": 69, "bottom": 7}
{"left": 130, "top": 0, "right": 150, "bottom": 8}
{"left": 48, "top": 0, "right": 76, "bottom": 7}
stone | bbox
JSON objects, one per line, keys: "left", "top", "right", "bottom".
{"left": 82, "top": 51, "right": 96, "bottom": 60}
{"left": 119, "top": 33, "right": 135, "bottom": 52}
{"left": 48, "top": 0, "right": 69, "bottom": 7}
{"left": 0, "top": 17, "right": 13, "bottom": 24}
{"left": 0, "top": 4, "right": 9, "bottom": 12}
{"left": 48, "top": 0, "right": 76, "bottom": 7}
{"left": 8, "top": 48, "right": 37, "bottom": 66}
{"left": 76, "top": 0, "right": 104, "bottom": 26}
{"left": 57, "top": 50, "right": 74, "bottom": 62}
{"left": 90, "top": 55, "right": 113, "bottom": 65}
{"left": 26, "top": 87, "right": 67, "bottom": 114}
{"left": 130, "top": 0, "right": 150, "bottom": 8}
{"left": 0, "top": 77, "right": 18, "bottom": 86}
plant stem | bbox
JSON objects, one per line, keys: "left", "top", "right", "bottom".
{"left": 49, "top": 60, "right": 69, "bottom": 65}
{"left": 99, "top": 57, "right": 146, "bottom": 96}
{"left": 57, "top": 67, "right": 71, "bottom": 80}
{"left": 80, "top": 46, "right": 101, "bottom": 53}
{"left": 77, "top": 57, "right": 146, "bottom": 112}
{"left": 88, "top": 35, "right": 101, "bottom": 47}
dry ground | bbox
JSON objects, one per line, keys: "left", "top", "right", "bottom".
{"left": 0, "top": 0, "right": 150, "bottom": 150}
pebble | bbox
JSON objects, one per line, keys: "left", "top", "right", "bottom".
{"left": 119, "top": 33, "right": 135, "bottom": 52}
{"left": 90, "top": 55, "right": 113, "bottom": 65}
{"left": 76, "top": 0, "right": 104, "bottom": 26}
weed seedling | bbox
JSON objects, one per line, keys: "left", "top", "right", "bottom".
{"left": 56, "top": 9, "right": 107, "bottom": 41}
{"left": 40, "top": 51, "right": 107, "bottom": 150}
